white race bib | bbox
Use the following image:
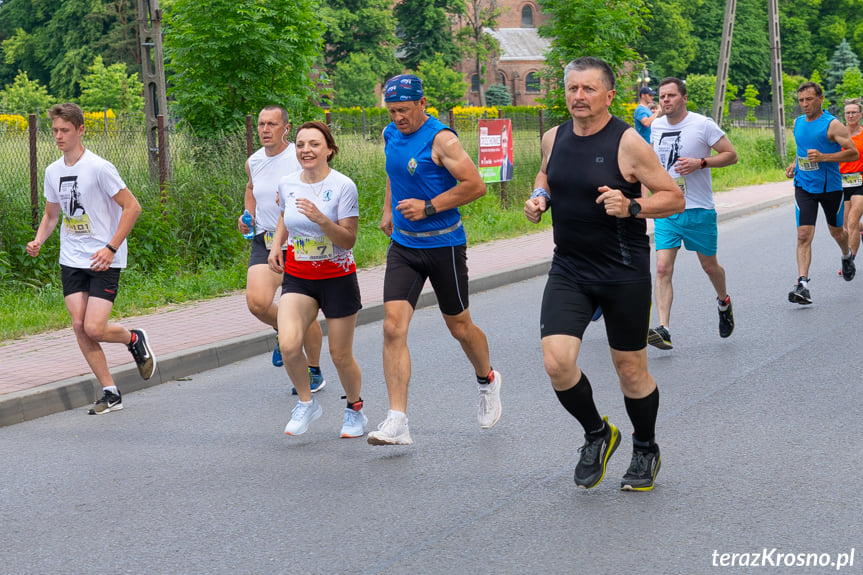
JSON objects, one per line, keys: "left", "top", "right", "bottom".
{"left": 842, "top": 172, "right": 862, "bottom": 188}
{"left": 674, "top": 176, "right": 687, "bottom": 195}
{"left": 292, "top": 235, "right": 334, "bottom": 261}
{"left": 63, "top": 214, "right": 92, "bottom": 235}
{"left": 264, "top": 231, "right": 288, "bottom": 251}
{"left": 797, "top": 157, "right": 819, "bottom": 171}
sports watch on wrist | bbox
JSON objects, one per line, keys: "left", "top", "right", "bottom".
{"left": 424, "top": 200, "right": 437, "bottom": 217}
{"left": 700, "top": 157, "right": 708, "bottom": 169}
{"left": 628, "top": 197, "right": 642, "bottom": 218}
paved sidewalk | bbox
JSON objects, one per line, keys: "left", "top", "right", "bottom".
{"left": 0, "top": 182, "right": 793, "bottom": 427}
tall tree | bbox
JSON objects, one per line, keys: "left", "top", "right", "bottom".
{"left": 394, "top": 0, "right": 464, "bottom": 70}
{"left": 636, "top": 0, "right": 697, "bottom": 80}
{"left": 79, "top": 55, "right": 144, "bottom": 113}
{"left": 0, "top": 0, "right": 139, "bottom": 99}
{"left": 416, "top": 53, "right": 468, "bottom": 110}
{"left": 537, "top": 0, "right": 649, "bottom": 119}
{"left": 163, "top": 0, "right": 323, "bottom": 137}
{"left": 321, "top": 0, "right": 400, "bottom": 80}
{"left": 825, "top": 38, "right": 860, "bottom": 101}
{"left": 455, "top": 0, "right": 500, "bottom": 107}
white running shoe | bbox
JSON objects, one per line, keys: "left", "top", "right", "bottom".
{"left": 340, "top": 408, "right": 368, "bottom": 438}
{"left": 477, "top": 370, "right": 503, "bottom": 429}
{"left": 367, "top": 412, "right": 413, "bottom": 445}
{"left": 284, "top": 397, "right": 322, "bottom": 436}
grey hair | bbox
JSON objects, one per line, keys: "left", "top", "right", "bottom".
{"left": 563, "top": 57, "right": 615, "bottom": 91}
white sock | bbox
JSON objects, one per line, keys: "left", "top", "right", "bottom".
{"left": 104, "top": 385, "right": 118, "bottom": 395}
{"left": 388, "top": 410, "right": 407, "bottom": 422}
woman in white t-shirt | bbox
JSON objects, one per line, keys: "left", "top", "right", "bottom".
{"left": 268, "top": 121, "right": 365, "bottom": 438}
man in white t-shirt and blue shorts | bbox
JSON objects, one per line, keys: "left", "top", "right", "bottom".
{"left": 647, "top": 77, "right": 739, "bottom": 350}
{"left": 27, "top": 103, "right": 156, "bottom": 415}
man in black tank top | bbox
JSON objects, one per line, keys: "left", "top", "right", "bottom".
{"left": 524, "top": 57, "right": 684, "bottom": 491}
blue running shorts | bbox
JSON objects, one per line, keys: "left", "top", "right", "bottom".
{"left": 653, "top": 208, "right": 718, "bottom": 256}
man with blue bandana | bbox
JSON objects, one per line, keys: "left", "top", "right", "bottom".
{"left": 785, "top": 81, "right": 858, "bottom": 304}
{"left": 367, "top": 74, "right": 503, "bottom": 446}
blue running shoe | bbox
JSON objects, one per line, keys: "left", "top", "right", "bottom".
{"left": 272, "top": 333, "right": 283, "bottom": 367}
{"left": 284, "top": 397, "right": 322, "bottom": 436}
{"left": 591, "top": 307, "right": 603, "bottom": 322}
{"left": 292, "top": 368, "right": 327, "bottom": 395}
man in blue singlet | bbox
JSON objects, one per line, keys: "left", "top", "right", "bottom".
{"left": 367, "top": 75, "right": 503, "bottom": 446}
{"left": 524, "top": 57, "right": 684, "bottom": 491}
{"left": 785, "top": 81, "right": 858, "bottom": 304}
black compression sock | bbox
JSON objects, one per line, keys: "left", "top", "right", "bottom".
{"left": 624, "top": 387, "right": 659, "bottom": 445}
{"left": 554, "top": 371, "right": 603, "bottom": 434}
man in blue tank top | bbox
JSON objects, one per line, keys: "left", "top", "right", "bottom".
{"left": 524, "top": 57, "right": 684, "bottom": 491}
{"left": 367, "top": 75, "right": 503, "bottom": 446}
{"left": 785, "top": 81, "right": 858, "bottom": 304}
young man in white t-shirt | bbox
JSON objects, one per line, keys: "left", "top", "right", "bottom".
{"left": 26, "top": 103, "right": 156, "bottom": 414}
{"left": 647, "top": 78, "right": 739, "bottom": 350}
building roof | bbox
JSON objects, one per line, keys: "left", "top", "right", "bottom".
{"left": 486, "top": 27, "right": 550, "bottom": 62}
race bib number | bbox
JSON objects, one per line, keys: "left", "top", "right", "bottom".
{"left": 674, "top": 176, "right": 687, "bottom": 195}
{"left": 264, "top": 231, "right": 288, "bottom": 251}
{"left": 842, "top": 172, "right": 862, "bottom": 187}
{"left": 292, "top": 235, "right": 334, "bottom": 261}
{"left": 797, "top": 157, "right": 819, "bottom": 171}
{"left": 63, "top": 214, "right": 92, "bottom": 235}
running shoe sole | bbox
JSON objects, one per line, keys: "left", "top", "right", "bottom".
{"left": 788, "top": 291, "right": 812, "bottom": 305}
{"left": 621, "top": 454, "right": 662, "bottom": 491}
{"left": 647, "top": 329, "right": 673, "bottom": 350}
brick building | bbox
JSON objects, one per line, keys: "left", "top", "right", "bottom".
{"left": 456, "top": 0, "right": 551, "bottom": 106}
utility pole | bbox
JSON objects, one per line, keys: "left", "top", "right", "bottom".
{"left": 712, "top": 0, "right": 736, "bottom": 125}
{"left": 137, "top": 0, "right": 171, "bottom": 182}
{"left": 768, "top": 0, "right": 787, "bottom": 160}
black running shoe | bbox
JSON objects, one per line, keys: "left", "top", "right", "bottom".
{"left": 842, "top": 252, "right": 856, "bottom": 282}
{"left": 788, "top": 278, "right": 812, "bottom": 305}
{"left": 620, "top": 445, "right": 661, "bottom": 491}
{"left": 647, "top": 326, "right": 673, "bottom": 350}
{"left": 574, "top": 417, "right": 620, "bottom": 489}
{"left": 718, "top": 296, "right": 734, "bottom": 338}
{"left": 89, "top": 389, "right": 123, "bottom": 415}
{"left": 128, "top": 329, "right": 156, "bottom": 380}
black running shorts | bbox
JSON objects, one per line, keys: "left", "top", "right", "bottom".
{"left": 540, "top": 274, "right": 652, "bottom": 351}
{"left": 383, "top": 241, "right": 470, "bottom": 316}
{"left": 60, "top": 265, "right": 121, "bottom": 303}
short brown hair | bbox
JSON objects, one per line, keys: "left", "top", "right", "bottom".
{"left": 48, "top": 103, "right": 85, "bottom": 129}
{"left": 296, "top": 121, "right": 339, "bottom": 162}
{"left": 797, "top": 81, "right": 823, "bottom": 97}
{"left": 659, "top": 77, "right": 687, "bottom": 97}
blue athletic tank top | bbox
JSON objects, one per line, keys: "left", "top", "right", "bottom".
{"left": 546, "top": 116, "right": 650, "bottom": 283}
{"left": 794, "top": 111, "right": 842, "bottom": 194}
{"left": 384, "top": 116, "right": 466, "bottom": 248}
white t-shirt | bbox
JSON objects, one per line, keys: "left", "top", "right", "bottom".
{"left": 651, "top": 112, "right": 726, "bottom": 210}
{"left": 43, "top": 149, "right": 129, "bottom": 268}
{"left": 248, "top": 144, "right": 301, "bottom": 232}
{"left": 278, "top": 168, "right": 359, "bottom": 276}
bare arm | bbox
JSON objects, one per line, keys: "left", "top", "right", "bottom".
{"left": 239, "top": 159, "right": 255, "bottom": 233}
{"left": 26, "top": 202, "right": 61, "bottom": 257}
{"left": 673, "top": 135, "right": 738, "bottom": 175}
{"left": 816, "top": 119, "right": 861, "bottom": 163}
{"left": 601, "top": 128, "right": 684, "bottom": 219}
{"left": 267, "top": 213, "right": 287, "bottom": 273}
{"left": 380, "top": 177, "right": 393, "bottom": 236}
{"left": 395, "top": 130, "right": 486, "bottom": 221}
{"left": 524, "top": 127, "right": 557, "bottom": 224}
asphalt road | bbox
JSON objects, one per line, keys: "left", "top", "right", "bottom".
{"left": 1, "top": 203, "right": 861, "bottom": 574}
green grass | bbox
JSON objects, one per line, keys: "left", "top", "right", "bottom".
{"left": 0, "top": 122, "right": 786, "bottom": 342}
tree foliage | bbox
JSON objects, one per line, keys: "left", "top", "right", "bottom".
{"left": 0, "top": 69, "right": 54, "bottom": 114}
{"left": 394, "top": 0, "right": 464, "bottom": 70}
{"left": 320, "top": 0, "right": 401, "bottom": 80}
{"left": 485, "top": 83, "right": 512, "bottom": 107}
{"left": 79, "top": 56, "right": 144, "bottom": 113}
{"left": 825, "top": 38, "right": 860, "bottom": 101}
{"left": 537, "top": 0, "right": 649, "bottom": 119}
{"left": 636, "top": 0, "right": 697, "bottom": 79}
{"left": 0, "top": 0, "right": 140, "bottom": 99}
{"left": 416, "top": 53, "right": 468, "bottom": 110}
{"left": 163, "top": 0, "right": 323, "bottom": 137}
{"left": 332, "top": 53, "right": 380, "bottom": 108}
{"left": 455, "top": 0, "right": 500, "bottom": 106}
{"left": 834, "top": 67, "right": 863, "bottom": 105}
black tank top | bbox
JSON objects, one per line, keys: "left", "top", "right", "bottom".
{"left": 546, "top": 116, "right": 650, "bottom": 283}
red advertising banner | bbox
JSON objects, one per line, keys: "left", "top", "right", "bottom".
{"left": 477, "top": 119, "right": 513, "bottom": 183}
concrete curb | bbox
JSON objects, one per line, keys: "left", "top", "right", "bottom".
{"left": 0, "top": 194, "right": 791, "bottom": 428}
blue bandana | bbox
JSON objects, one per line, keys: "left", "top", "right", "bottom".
{"left": 384, "top": 75, "right": 424, "bottom": 102}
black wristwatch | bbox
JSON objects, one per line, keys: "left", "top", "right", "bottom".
{"left": 424, "top": 200, "right": 437, "bottom": 217}
{"left": 628, "top": 198, "right": 642, "bottom": 218}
